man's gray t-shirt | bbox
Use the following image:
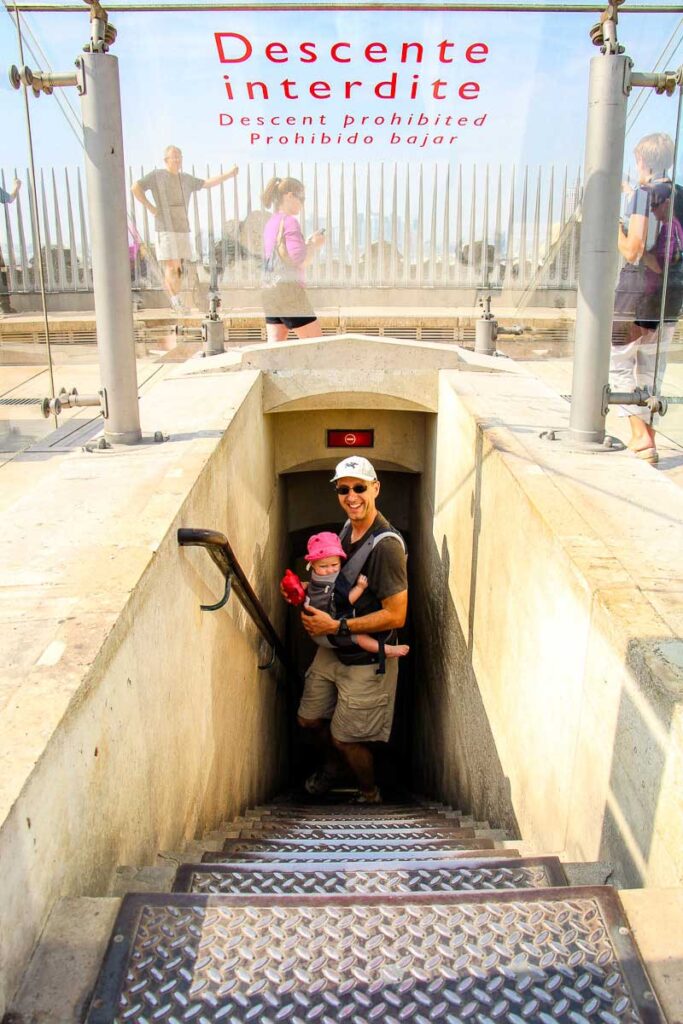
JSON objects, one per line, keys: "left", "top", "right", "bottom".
{"left": 137, "top": 170, "right": 204, "bottom": 233}
{"left": 341, "top": 512, "right": 407, "bottom": 618}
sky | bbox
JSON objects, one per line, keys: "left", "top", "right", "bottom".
{"left": 1, "top": 4, "right": 682, "bottom": 177}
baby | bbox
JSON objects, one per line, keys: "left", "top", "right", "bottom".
{"left": 282, "top": 531, "right": 409, "bottom": 659}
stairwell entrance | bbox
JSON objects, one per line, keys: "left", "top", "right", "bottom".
{"left": 283, "top": 468, "right": 417, "bottom": 792}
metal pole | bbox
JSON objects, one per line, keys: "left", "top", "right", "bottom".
{"left": 568, "top": 52, "right": 628, "bottom": 446}
{"left": 78, "top": 50, "right": 141, "bottom": 444}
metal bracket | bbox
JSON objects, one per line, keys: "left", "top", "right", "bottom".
{"left": 201, "top": 574, "right": 232, "bottom": 612}
{"left": 628, "top": 68, "right": 679, "bottom": 97}
{"left": 40, "top": 386, "right": 106, "bottom": 419}
{"left": 8, "top": 64, "right": 79, "bottom": 97}
{"left": 604, "top": 385, "right": 668, "bottom": 417}
{"left": 74, "top": 56, "right": 86, "bottom": 96}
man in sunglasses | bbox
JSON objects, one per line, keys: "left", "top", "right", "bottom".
{"left": 296, "top": 456, "right": 408, "bottom": 803}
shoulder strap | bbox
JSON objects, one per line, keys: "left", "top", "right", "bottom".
{"left": 336, "top": 522, "right": 406, "bottom": 604}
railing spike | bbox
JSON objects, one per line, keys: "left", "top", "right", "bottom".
{"left": 518, "top": 165, "right": 528, "bottom": 288}
{"left": 403, "top": 165, "right": 411, "bottom": 287}
{"left": 52, "top": 168, "right": 67, "bottom": 291}
{"left": 429, "top": 164, "right": 437, "bottom": 287}
{"left": 492, "top": 164, "right": 502, "bottom": 288}
{"left": 503, "top": 166, "right": 516, "bottom": 291}
{"left": 1, "top": 170, "right": 18, "bottom": 295}
{"left": 378, "top": 163, "right": 385, "bottom": 285}
{"left": 480, "top": 164, "right": 490, "bottom": 288}
{"left": 364, "top": 163, "right": 372, "bottom": 286}
{"left": 443, "top": 164, "right": 450, "bottom": 285}
{"left": 467, "top": 164, "right": 476, "bottom": 288}
{"left": 454, "top": 165, "right": 462, "bottom": 286}
{"left": 338, "top": 163, "right": 346, "bottom": 291}
{"left": 416, "top": 164, "right": 424, "bottom": 288}
{"left": 39, "top": 170, "right": 54, "bottom": 292}
{"left": 390, "top": 163, "right": 398, "bottom": 285}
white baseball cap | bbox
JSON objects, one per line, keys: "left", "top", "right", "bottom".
{"left": 330, "top": 456, "right": 377, "bottom": 482}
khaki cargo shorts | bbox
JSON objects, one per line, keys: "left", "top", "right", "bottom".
{"left": 297, "top": 646, "right": 398, "bottom": 743}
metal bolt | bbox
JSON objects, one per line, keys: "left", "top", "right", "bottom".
{"left": 619, "top": 926, "right": 629, "bottom": 935}
{"left": 113, "top": 933, "right": 124, "bottom": 943}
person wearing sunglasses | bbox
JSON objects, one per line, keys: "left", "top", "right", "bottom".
{"left": 290, "top": 456, "right": 408, "bottom": 804}
{"left": 261, "top": 175, "right": 325, "bottom": 342}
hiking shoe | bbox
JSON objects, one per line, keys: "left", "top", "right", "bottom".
{"left": 304, "top": 769, "right": 338, "bottom": 796}
{"left": 349, "top": 787, "right": 382, "bottom": 805}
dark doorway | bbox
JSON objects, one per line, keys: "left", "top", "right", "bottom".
{"left": 281, "top": 470, "right": 417, "bottom": 795}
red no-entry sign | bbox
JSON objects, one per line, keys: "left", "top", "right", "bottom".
{"left": 326, "top": 429, "right": 375, "bottom": 448}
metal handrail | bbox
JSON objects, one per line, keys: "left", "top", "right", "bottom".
{"left": 177, "top": 527, "right": 291, "bottom": 673}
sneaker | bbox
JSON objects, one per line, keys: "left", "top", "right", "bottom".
{"left": 349, "top": 787, "right": 382, "bottom": 805}
{"left": 304, "top": 769, "right": 338, "bottom": 796}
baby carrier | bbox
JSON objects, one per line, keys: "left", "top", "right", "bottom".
{"left": 330, "top": 519, "right": 407, "bottom": 675}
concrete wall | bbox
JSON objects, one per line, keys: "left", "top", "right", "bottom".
{"left": 0, "top": 373, "right": 288, "bottom": 1014}
{"left": 412, "top": 369, "right": 683, "bottom": 888}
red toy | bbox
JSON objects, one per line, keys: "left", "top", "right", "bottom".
{"left": 281, "top": 569, "right": 307, "bottom": 606}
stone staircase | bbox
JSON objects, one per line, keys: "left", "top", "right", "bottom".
{"left": 7, "top": 794, "right": 668, "bottom": 1023}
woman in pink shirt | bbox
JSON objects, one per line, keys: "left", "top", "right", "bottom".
{"left": 261, "top": 176, "right": 325, "bottom": 342}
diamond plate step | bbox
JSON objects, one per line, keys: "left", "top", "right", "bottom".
{"left": 84, "top": 887, "right": 664, "bottom": 1024}
{"left": 251, "top": 805, "right": 461, "bottom": 818}
{"left": 245, "top": 811, "right": 464, "bottom": 825}
{"left": 202, "top": 847, "right": 521, "bottom": 864}
{"left": 233, "top": 824, "right": 477, "bottom": 841}
{"left": 173, "top": 856, "right": 569, "bottom": 895}
{"left": 219, "top": 835, "right": 496, "bottom": 855}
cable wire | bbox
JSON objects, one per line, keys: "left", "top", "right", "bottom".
{"left": 10, "top": 2, "right": 58, "bottom": 427}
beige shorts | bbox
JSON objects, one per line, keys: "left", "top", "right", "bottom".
{"left": 298, "top": 646, "right": 398, "bottom": 743}
{"left": 157, "top": 231, "right": 193, "bottom": 261}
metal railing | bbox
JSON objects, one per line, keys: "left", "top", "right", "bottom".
{"left": 2, "top": 161, "right": 583, "bottom": 295}
{"left": 177, "top": 527, "right": 292, "bottom": 674}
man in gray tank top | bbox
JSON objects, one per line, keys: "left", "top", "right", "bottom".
{"left": 296, "top": 456, "right": 408, "bottom": 804}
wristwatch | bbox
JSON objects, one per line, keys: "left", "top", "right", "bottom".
{"left": 337, "top": 617, "right": 351, "bottom": 637}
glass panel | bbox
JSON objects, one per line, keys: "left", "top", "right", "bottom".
{"left": 650, "top": 89, "right": 683, "bottom": 449}
{"left": 0, "top": 8, "right": 57, "bottom": 462}
{"left": 607, "top": 85, "right": 682, "bottom": 455}
{"left": 1, "top": 3, "right": 681, "bottom": 430}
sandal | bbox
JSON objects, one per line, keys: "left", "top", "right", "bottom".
{"left": 628, "top": 447, "right": 659, "bottom": 465}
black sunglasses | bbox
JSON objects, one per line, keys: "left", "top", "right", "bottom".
{"left": 335, "top": 483, "right": 368, "bottom": 495}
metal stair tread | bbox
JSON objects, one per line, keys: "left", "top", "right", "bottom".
{"left": 202, "top": 846, "right": 521, "bottom": 864}
{"left": 219, "top": 835, "right": 498, "bottom": 853}
{"left": 172, "top": 855, "right": 569, "bottom": 894}
{"left": 84, "top": 886, "right": 664, "bottom": 1024}
{"left": 251, "top": 806, "right": 462, "bottom": 818}
{"left": 232, "top": 825, "right": 478, "bottom": 840}
{"left": 241, "top": 813, "right": 465, "bottom": 826}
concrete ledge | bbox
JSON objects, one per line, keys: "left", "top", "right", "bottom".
{"left": 0, "top": 368, "right": 289, "bottom": 1014}
{"left": 413, "top": 367, "right": 683, "bottom": 889}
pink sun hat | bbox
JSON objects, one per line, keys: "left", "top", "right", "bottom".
{"left": 305, "top": 532, "right": 346, "bottom": 567}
